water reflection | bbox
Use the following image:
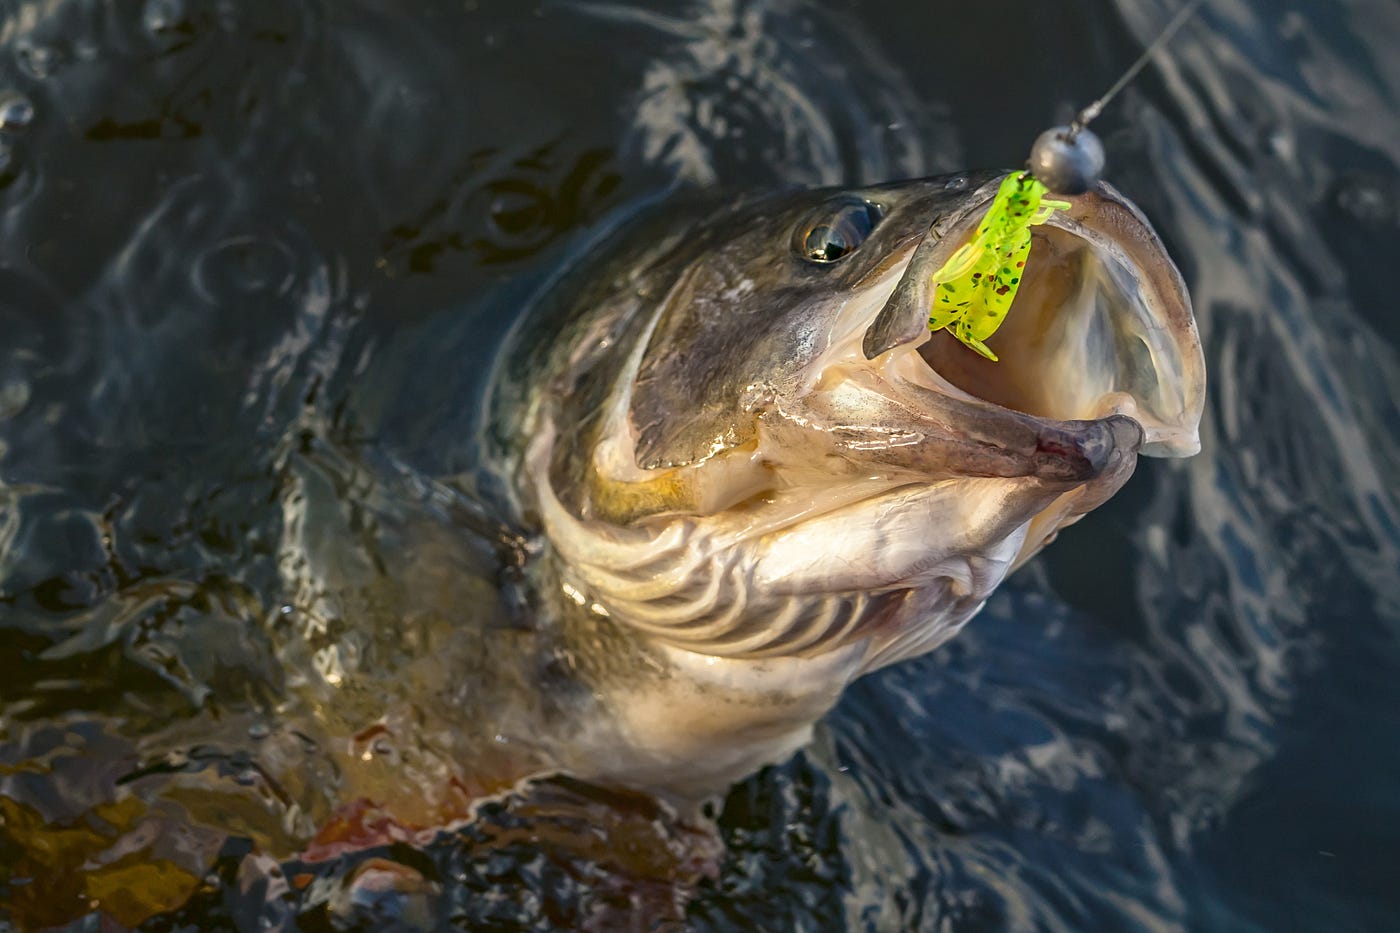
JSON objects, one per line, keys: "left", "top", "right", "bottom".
{"left": 380, "top": 142, "right": 624, "bottom": 273}
{"left": 567, "top": 0, "right": 946, "bottom": 186}
{"left": 0, "top": 0, "right": 1397, "bottom": 929}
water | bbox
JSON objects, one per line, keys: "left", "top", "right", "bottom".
{"left": 1, "top": 0, "right": 1397, "bottom": 929}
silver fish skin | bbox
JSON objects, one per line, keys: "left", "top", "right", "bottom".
{"left": 490, "top": 171, "right": 1205, "bottom": 801}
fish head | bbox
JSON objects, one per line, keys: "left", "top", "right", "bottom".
{"left": 531, "top": 170, "right": 1204, "bottom": 679}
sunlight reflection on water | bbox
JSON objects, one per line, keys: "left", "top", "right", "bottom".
{"left": 0, "top": 0, "right": 1397, "bottom": 929}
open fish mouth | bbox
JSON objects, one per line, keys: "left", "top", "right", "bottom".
{"left": 849, "top": 176, "right": 1205, "bottom": 485}
{"left": 524, "top": 171, "right": 1205, "bottom": 666}
{"left": 755, "top": 173, "right": 1209, "bottom": 575}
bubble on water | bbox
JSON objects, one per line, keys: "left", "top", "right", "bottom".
{"left": 1334, "top": 175, "right": 1396, "bottom": 228}
{"left": 73, "top": 38, "right": 101, "bottom": 62}
{"left": 15, "top": 42, "right": 60, "bottom": 80}
{"left": 1263, "top": 125, "right": 1295, "bottom": 163}
{"left": 0, "top": 377, "right": 29, "bottom": 420}
{"left": 247, "top": 722, "right": 271, "bottom": 740}
{"left": 193, "top": 235, "right": 297, "bottom": 305}
{"left": 143, "top": 0, "right": 189, "bottom": 36}
{"left": 0, "top": 92, "right": 35, "bottom": 133}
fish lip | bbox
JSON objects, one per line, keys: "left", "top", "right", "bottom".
{"left": 1032, "top": 413, "right": 1144, "bottom": 482}
{"left": 851, "top": 173, "right": 1203, "bottom": 474}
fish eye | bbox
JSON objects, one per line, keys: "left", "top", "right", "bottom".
{"left": 795, "top": 198, "right": 883, "bottom": 264}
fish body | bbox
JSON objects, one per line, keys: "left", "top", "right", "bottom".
{"left": 0, "top": 171, "right": 1205, "bottom": 927}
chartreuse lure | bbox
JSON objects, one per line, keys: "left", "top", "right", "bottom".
{"left": 927, "top": 172, "right": 1071, "bottom": 361}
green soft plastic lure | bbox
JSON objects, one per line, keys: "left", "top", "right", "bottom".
{"left": 928, "top": 172, "right": 1071, "bottom": 361}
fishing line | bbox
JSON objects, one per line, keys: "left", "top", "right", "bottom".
{"left": 1026, "top": 0, "right": 1206, "bottom": 194}
{"left": 1068, "top": 0, "right": 1207, "bottom": 139}
{"left": 919, "top": 0, "right": 1207, "bottom": 359}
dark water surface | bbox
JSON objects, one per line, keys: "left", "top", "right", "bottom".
{"left": 1, "top": 0, "right": 1398, "bottom": 929}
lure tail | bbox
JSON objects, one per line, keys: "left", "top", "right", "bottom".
{"left": 928, "top": 172, "right": 1070, "bottom": 361}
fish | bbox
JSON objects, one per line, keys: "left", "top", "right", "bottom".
{"left": 0, "top": 171, "right": 1204, "bottom": 928}
{"left": 488, "top": 169, "right": 1205, "bottom": 796}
